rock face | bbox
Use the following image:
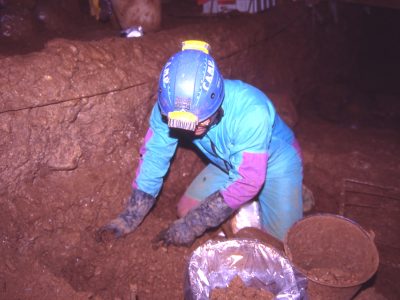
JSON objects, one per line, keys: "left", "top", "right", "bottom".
{"left": 0, "top": 7, "right": 304, "bottom": 206}
{"left": 111, "top": 0, "right": 161, "bottom": 32}
{"left": 0, "top": 1, "right": 37, "bottom": 40}
{"left": 0, "top": 3, "right": 309, "bottom": 299}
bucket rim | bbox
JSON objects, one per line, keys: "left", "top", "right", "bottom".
{"left": 283, "top": 213, "right": 380, "bottom": 288}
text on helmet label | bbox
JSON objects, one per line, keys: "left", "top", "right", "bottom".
{"left": 163, "top": 61, "right": 172, "bottom": 86}
{"left": 202, "top": 59, "right": 215, "bottom": 92}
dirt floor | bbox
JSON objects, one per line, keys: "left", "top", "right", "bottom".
{"left": 0, "top": 0, "right": 399, "bottom": 299}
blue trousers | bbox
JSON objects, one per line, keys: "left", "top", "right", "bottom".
{"left": 180, "top": 139, "right": 303, "bottom": 240}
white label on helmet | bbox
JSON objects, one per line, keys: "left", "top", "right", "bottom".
{"left": 163, "top": 61, "right": 172, "bottom": 86}
{"left": 202, "top": 59, "right": 215, "bottom": 92}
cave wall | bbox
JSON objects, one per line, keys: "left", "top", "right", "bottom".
{"left": 0, "top": 2, "right": 315, "bottom": 271}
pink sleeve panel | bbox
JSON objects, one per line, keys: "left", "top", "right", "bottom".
{"left": 221, "top": 152, "right": 268, "bottom": 209}
{"left": 132, "top": 128, "right": 154, "bottom": 189}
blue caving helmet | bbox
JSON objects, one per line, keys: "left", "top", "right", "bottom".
{"left": 158, "top": 40, "right": 224, "bottom": 131}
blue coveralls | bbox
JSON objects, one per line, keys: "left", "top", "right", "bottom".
{"left": 133, "top": 79, "right": 303, "bottom": 240}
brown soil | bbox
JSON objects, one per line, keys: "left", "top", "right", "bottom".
{"left": 210, "top": 276, "right": 274, "bottom": 300}
{"left": 308, "top": 267, "right": 360, "bottom": 286}
{"left": 1, "top": 0, "right": 399, "bottom": 300}
{"left": 285, "top": 215, "right": 379, "bottom": 287}
{"left": 235, "top": 227, "right": 285, "bottom": 253}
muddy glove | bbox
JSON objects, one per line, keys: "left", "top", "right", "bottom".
{"left": 154, "top": 191, "right": 234, "bottom": 247}
{"left": 97, "top": 189, "right": 156, "bottom": 241}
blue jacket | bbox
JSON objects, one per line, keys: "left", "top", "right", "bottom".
{"left": 133, "top": 79, "right": 296, "bottom": 209}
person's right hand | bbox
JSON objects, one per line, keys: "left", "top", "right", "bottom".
{"left": 96, "top": 219, "right": 129, "bottom": 242}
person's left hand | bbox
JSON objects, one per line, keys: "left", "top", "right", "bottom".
{"left": 153, "top": 219, "right": 196, "bottom": 247}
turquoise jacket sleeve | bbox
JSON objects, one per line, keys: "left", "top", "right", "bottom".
{"left": 132, "top": 104, "right": 178, "bottom": 197}
{"left": 221, "top": 105, "right": 271, "bottom": 208}
{"left": 193, "top": 80, "right": 276, "bottom": 209}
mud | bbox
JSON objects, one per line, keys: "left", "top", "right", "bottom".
{"left": 0, "top": 0, "right": 399, "bottom": 299}
{"left": 285, "top": 215, "right": 379, "bottom": 287}
{"left": 210, "top": 276, "right": 274, "bottom": 300}
{"left": 235, "top": 227, "right": 284, "bottom": 253}
{"left": 285, "top": 214, "right": 380, "bottom": 299}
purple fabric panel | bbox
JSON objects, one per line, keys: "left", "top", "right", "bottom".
{"left": 132, "top": 128, "right": 154, "bottom": 189}
{"left": 221, "top": 152, "right": 268, "bottom": 209}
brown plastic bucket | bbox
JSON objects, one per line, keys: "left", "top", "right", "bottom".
{"left": 284, "top": 214, "right": 379, "bottom": 300}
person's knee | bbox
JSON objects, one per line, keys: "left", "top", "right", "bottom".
{"left": 260, "top": 205, "right": 302, "bottom": 240}
{"left": 176, "top": 195, "right": 201, "bottom": 218}
{"left": 262, "top": 218, "right": 295, "bottom": 241}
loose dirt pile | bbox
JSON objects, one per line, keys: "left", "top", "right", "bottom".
{"left": 210, "top": 276, "right": 274, "bottom": 300}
